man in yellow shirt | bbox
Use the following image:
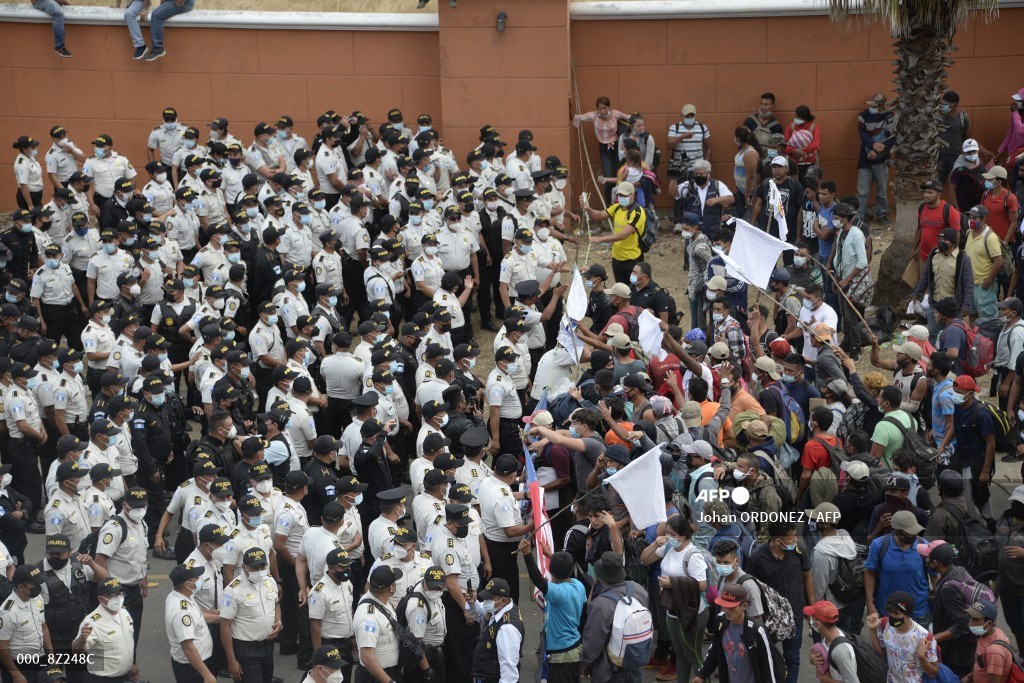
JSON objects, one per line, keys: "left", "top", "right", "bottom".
{"left": 582, "top": 181, "right": 648, "bottom": 283}
{"left": 963, "top": 204, "right": 1003, "bottom": 322}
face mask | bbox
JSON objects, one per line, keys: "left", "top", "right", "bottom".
{"left": 781, "top": 374, "right": 798, "bottom": 385}
{"left": 422, "top": 245, "right": 439, "bottom": 256}
{"left": 716, "top": 563, "right": 734, "bottom": 576}
{"left": 245, "top": 206, "right": 259, "bottom": 218}
{"left": 438, "top": 414, "right": 449, "bottom": 427}
{"left": 103, "top": 243, "right": 117, "bottom": 255}
{"left": 712, "top": 313, "right": 724, "bottom": 323}
{"left": 950, "top": 392, "right": 967, "bottom": 405}
{"left": 215, "top": 500, "right": 232, "bottom": 512}
{"left": 537, "top": 227, "right": 550, "bottom": 240}
{"left": 129, "top": 284, "right": 141, "bottom": 296}
{"left": 783, "top": 542, "right": 797, "bottom": 551}
{"left": 617, "top": 197, "right": 631, "bottom": 207}
{"left": 46, "top": 258, "right": 61, "bottom": 269}
{"left": 628, "top": 274, "right": 639, "bottom": 286}
{"left": 732, "top": 469, "right": 749, "bottom": 481}
{"left": 267, "top": 314, "right": 279, "bottom": 326}
{"left": 73, "top": 226, "right": 89, "bottom": 237}
{"left": 248, "top": 569, "right": 269, "bottom": 583}
{"left": 183, "top": 278, "right": 195, "bottom": 289}
{"left": 705, "top": 290, "right": 718, "bottom": 302}
{"left": 966, "top": 153, "right": 979, "bottom": 164}
{"left": 665, "top": 537, "right": 682, "bottom": 549}
{"left": 454, "top": 525, "right": 469, "bottom": 539}
{"left": 26, "top": 376, "right": 40, "bottom": 391}
{"left": 158, "top": 352, "right": 169, "bottom": 362}
{"left": 940, "top": 103, "right": 951, "bottom": 113}
{"left": 803, "top": 299, "right": 816, "bottom": 310}
{"left": 423, "top": 199, "right": 435, "bottom": 210}
{"left": 604, "top": 466, "right": 618, "bottom": 477}
{"left": 100, "top": 314, "right": 112, "bottom": 326}
{"left": 107, "top": 434, "right": 120, "bottom": 448}
{"left": 351, "top": 492, "right": 364, "bottom": 506}
{"left": 94, "top": 147, "right": 106, "bottom": 158}
{"left": 104, "top": 595, "right": 125, "bottom": 612}
{"left": 485, "top": 200, "right": 499, "bottom": 212}
{"left": 505, "top": 362, "right": 519, "bottom": 374}
{"left": 793, "top": 255, "right": 807, "bottom": 267}
{"left": 123, "top": 237, "right": 136, "bottom": 247}
{"left": 793, "top": 118, "right": 805, "bottom": 126}
{"left": 683, "top": 116, "right": 696, "bottom": 127}
{"left": 127, "top": 507, "right": 146, "bottom": 522}
{"left": 150, "top": 393, "right": 165, "bottom": 406}
{"left": 382, "top": 383, "right": 395, "bottom": 396}
{"left": 247, "top": 514, "right": 264, "bottom": 527}
{"left": 213, "top": 298, "right": 226, "bottom": 310}
{"left": 969, "top": 625, "right": 987, "bottom": 636}
{"left": 0, "top": 474, "right": 11, "bottom": 489}
{"left": 889, "top": 617, "right": 906, "bottom": 628}
{"left": 568, "top": 426, "right": 580, "bottom": 438}
{"left": 225, "top": 426, "right": 238, "bottom": 440}
{"left": 467, "top": 357, "right": 477, "bottom": 369}
{"left": 985, "top": 179, "right": 998, "bottom": 190}
{"left": 144, "top": 249, "right": 160, "bottom": 261}
{"left": 48, "top": 556, "right": 69, "bottom": 570}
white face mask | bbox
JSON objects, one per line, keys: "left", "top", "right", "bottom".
{"left": 255, "top": 480, "right": 272, "bottom": 494}
{"left": 248, "top": 569, "right": 268, "bottom": 583}
{"left": 225, "top": 426, "right": 238, "bottom": 440}
{"left": 104, "top": 595, "right": 124, "bottom": 612}
{"left": 215, "top": 500, "right": 232, "bottom": 512}
{"left": 326, "top": 670, "right": 345, "bottom": 683}
{"left": 127, "top": 507, "right": 146, "bottom": 522}
{"left": 155, "top": 173, "right": 167, "bottom": 183}
{"left": 554, "top": 179, "right": 567, "bottom": 191}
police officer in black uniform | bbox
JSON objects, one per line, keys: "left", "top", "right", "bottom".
{"left": 469, "top": 578, "right": 524, "bottom": 683}
{"left": 451, "top": 343, "right": 483, "bottom": 412}
{"left": 131, "top": 374, "right": 173, "bottom": 549}
{"left": 213, "top": 350, "right": 256, "bottom": 432}
{"left": 352, "top": 419, "right": 396, "bottom": 546}
{"left": 302, "top": 435, "right": 342, "bottom": 526}
{"left": 0, "top": 463, "right": 32, "bottom": 564}
{"left": 87, "top": 370, "right": 128, "bottom": 424}
{"left": 41, "top": 533, "right": 96, "bottom": 683}
{"left": 252, "top": 228, "right": 285, "bottom": 324}
{"left": 8, "top": 315, "right": 42, "bottom": 367}
{"left": 1, "top": 213, "right": 41, "bottom": 284}
{"left": 157, "top": 367, "right": 194, "bottom": 491}
{"left": 154, "top": 278, "right": 196, "bottom": 387}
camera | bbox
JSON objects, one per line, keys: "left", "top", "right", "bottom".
{"left": 667, "top": 159, "right": 692, "bottom": 182}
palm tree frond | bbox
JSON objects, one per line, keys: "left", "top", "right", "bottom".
{"left": 827, "top": 0, "right": 999, "bottom": 36}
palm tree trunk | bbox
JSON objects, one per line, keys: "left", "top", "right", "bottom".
{"left": 873, "top": 21, "right": 952, "bottom": 307}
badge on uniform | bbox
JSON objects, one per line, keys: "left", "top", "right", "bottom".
{"left": 364, "top": 623, "right": 377, "bottom": 634}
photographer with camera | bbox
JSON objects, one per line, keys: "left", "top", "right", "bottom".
{"left": 670, "top": 160, "right": 734, "bottom": 241}
{"left": 667, "top": 104, "right": 711, "bottom": 222}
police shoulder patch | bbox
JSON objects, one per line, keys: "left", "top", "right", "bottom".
{"left": 102, "top": 532, "right": 113, "bottom": 544}
{"left": 179, "top": 599, "right": 189, "bottom": 610}
{"left": 228, "top": 579, "right": 241, "bottom": 588}
{"left": 182, "top": 614, "right": 192, "bottom": 626}
{"left": 90, "top": 613, "right": 101, "bottom": 621}
{"left": 229, "top": 529, "right": 240, "bottom": 538}
{"left": 446, "top": 539, "right": 454, "bottom": 548}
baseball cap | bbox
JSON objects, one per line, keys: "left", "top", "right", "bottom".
{"left": 802, "top": 600, "right": 839, "bottom": 624}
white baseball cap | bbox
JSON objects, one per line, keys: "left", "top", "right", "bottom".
{"left": 771, "top": 155, "right": 788, "bottom": 167}
{"left": 962, "top": 138, "right": 980, "bottom": 152}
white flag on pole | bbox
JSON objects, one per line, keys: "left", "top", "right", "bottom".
{"left": 768, "top": 179, "right": 789, "bottom": 243}
{"left": 605, "top": 446, "right": 668, "bottom": 530}
{"left": 565, "top": 267, "right": 588, "bottom": 322}
{"left": 637, "top": 309, "right": 666, "bottom": 361}
{"left": 720, "top": 218, "right": 796, "bottom": 289}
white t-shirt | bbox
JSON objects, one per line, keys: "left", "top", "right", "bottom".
{"left": 798, "top": 302, "right": 839, "bottom": 362}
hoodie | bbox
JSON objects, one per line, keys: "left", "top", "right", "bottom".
{"left": 998, "top": 87, "right": 1024, "bottom": 156}
{"left": 810, "top": 529, "right": 859, "bottom": 606}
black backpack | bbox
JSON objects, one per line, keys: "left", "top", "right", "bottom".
{"left": 79, "top": 515, "right": 129, "bottom": 557}
{"left": 917, "top": 200, "right": 969, "bottom": 249}
{"left": 828, "top": 634, "right": 888, "bottom": 683}
{"left": 395, "top": 589, "right": 431, "bottom": 629}
{"left": 881, "top": 416, "right": 938, "bottom": 489}
{"left": 938, "top": 502, "right": 999, "bottom": 582}
{"left": 827, "top": 544, "right": 867, "bottom": 604}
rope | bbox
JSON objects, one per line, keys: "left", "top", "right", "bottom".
{"left": 570, "top": 58, "right": 612, "bottom": 239}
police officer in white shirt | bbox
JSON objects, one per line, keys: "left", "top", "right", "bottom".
{"left": 82, "top": 135, "right": 135, "bottom": 205}
{"left": 94, "top": 487, "right": 149, "bottom": 649}
{"left": 308, "top": 547, "right": 356, "bottom": 653}
{"left": 353, "top": 565, "right": 402, "bottom": 683}
{"left": 477, "top": 455, "right": 533, "bottom": 604}
{"left": 164, "top": 563, "right": 217, "bottom": 683}
{"left": 219, "top": 547, "right": 281, "bottom": 683}
{"left": 73, "top": 576, "right": 138, "bottom": 681}
{"left": 46, "top": 125, "right": 86, "bottom": 190}
{"left": 0, "top": 564, "right": 50, "bottom": 682}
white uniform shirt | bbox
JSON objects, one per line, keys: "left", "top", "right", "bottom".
{"left": 76, "top": 605, "right": 134, "bottom": 676}
{"left": 220, "top": 573, "right": 279, "bottom": 641}
{"left": 308, "top": 573, "right": 355, "bottom": 639}
{"left": 165, "top": 589, "right": 214, "bottom": 664}
{"left": 353, "top": 596, "right": 400, "bottom": 668}
{"left": 478, "top": 475, "right": 525, "bottom": 542}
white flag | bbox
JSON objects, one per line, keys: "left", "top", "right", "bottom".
{"left": 565, "top": 267, "right": 588, "bottom": 322}
{"left": 605, "top": 446, "right": 668, "bottom": 530}
{"left": 768, "top": 179, "right": 789, "bottom": 243}
{"left": 719, "top": 218, "right": 796, "bottom": 289}
{"left": 637, "top": 309, "right": 666, "bottom": 361}
{"left": 557, "top": 315, "right": 585, "bottom": 363}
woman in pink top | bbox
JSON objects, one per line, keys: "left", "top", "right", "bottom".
{"left": 784, "top": 104, "right": 822, "bottom": 183}
{"left": 997, "top": 88, "right": 1024, "bottom": 168}
{"left": 574, "top": 96, "right": 630, "bottom": 203}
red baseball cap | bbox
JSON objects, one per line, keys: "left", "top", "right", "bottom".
{"left": 769, "top": 338, "right": 792, "bottom": 356}
{"left": 802, "top": 600, "right": 840, "bottom": 625}
{"left": 952, "top": 375, "right": 978, "bottom": 392}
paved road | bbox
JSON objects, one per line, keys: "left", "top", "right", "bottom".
{"left": 22, "top": 480, "right": 1019, "bottom": 683}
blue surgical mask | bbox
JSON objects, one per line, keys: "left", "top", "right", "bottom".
{"left": 277, "top": 130, "right": 288, "bottom": 140}
{"left": 26, "top": 376, "right": 40, "bottom": 391}
{"left": 409, "top": 215, "right": 422, "bottom": 226}
{"left": 940, "top": 103, "right": 952, "bottom": 114}
{"left": 423, "top": 199, "right": 435, "bottom": 210}
{"left": 240, "top": 367, "right": 251, "bottom": 380}
{"left": 227, "top": 253, "right": 241, "bottom": 264}
{"left": 584, "top": 280, "right": 594, "bottom": 289}
{"left": 606, "top": 466, "right": 618, "bottom": 476}
{"left": 354, "top": 493, "right": 364, "bottom": 505}
{"left": 985, "top": 179, "right": 998, "bottom": 190}
{"left": 802, "top": 299, "right": 814, "bottom": 309}
{"left": 19, "top": 223, "right": 32, "bottom": 234}
{"left": 4, "top": 294, "right": 17, "bottom": 304}
{"left": 950, "top": 392, "right": 966, "bottom": 405}
{"left": 94, "top": 147, "right": 106, "bottom": 158}
{"left": 267, "top": 314, "right": 279, "bottom": 326}
{"left": 46, "top": 258, "right": 60, "bottom": 269}
{"left": 74, "top": 227, "right": 89, "bottom": 237}
{"left": 568, "top": 426, "right": 580, "bottom": 438}
{"left": 124, "top": 237, "right": 136, "bottom": 246}
{"left": 505, "top": 362, "right": 519, "bottom": 374}
{"left": 467, "top": 358, "right": 477, "bottom": 369}
{"left": 716, "top": 563, "right": 734, "bottom": 576}
{"left": 683, "top": 116, "right": 696, "bottom": 126}
{"left": 296, "top": 281, "right": 306, "bottom": 293}
{"left": 158, "top": 352, "right": 169, "bottom": 362}
{"left": 164, "top": 122, "right": 177, "bottom": 131}
{"left": 103, "top": 243, "right": 117, "bottom": 255}
{"left": 665, "top": 537, "right": 681, "bottom": 549}
{"left": 969, "top": 625, "right": 987, "bottom": 636}
{"left": 142, "top": 213, "right": 153, "bottom": 223}
{"left": 793, "top": 255, "right": 807, "bottom": 268}
{"left": 224, "top": 331, "right": 235, "bottom": 342}
{"left": 481, "top": 160, "right": 491, "bottom": 171}
{"left": 248, "top": 514, "right": 265, "bottom": 526}
{"left": 439, "top": 414, "right": 449, "bottom": 427}
{"left": 781, "top": 374, "right": 797, "bottom": 384}
{"left": 101, "top": 314, "right": 112, "bottom": 325}
{"left": 183, "top": 278, "right": 195, "bottom": 288}
{"left": 313, "top": 200, "right": 326, "bottom": 211}
{"left": 519, "top": 245, "right": 532, "bottom": 254}
{"left": 108, "top": 434, "right": 120, "bottom": 448}
{"left": 300, "top": 213, "right": 311, "bottom": 225}
{"left": 246, "top": 207, "right": 259, "bottom": 218}
{"left": 183, "top": 140, "right": 196, "bottom": 150}
{"left": 712, "top": 313, "right": 724, "bottom": 323}
{"left": 784, "top": 543, "right": 797, "bottom": 551}
{"left": 482, "top": 599, "right": 495, "bottom": 615}
{"left": 385, "top": 384, "right": 395, "bottom": 395}
{"left": 617, "top": 197, "right": 630, "bottom": 207}
{"left": 328, "top": 296, "right": 338, "bottom": 307}
{"left": 73, "top": 361, "right": 84, "bottom": 374}
{"left": 629, "top": 274, "right": 638, "bottom": 285}
{"left": 150, "top": 393, "right": 166, "bottom": 406}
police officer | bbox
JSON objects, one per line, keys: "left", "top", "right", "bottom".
{"left": 74, "top": 577, "right": 138, "bottom": 681}
{"left": 273, "top": 470, "right": 311, "bottom": 663}
{"left": 478, "top": 454, "right": 533, "bottom": 607}
{"left": 0, "top": 212, "right": 41, "bottom": 285}
{"left": 427, "top": 503, "right": 478, "bottom": 683}
{"left": 469, "top": 578, "right": 523, "bottom": 683}
{"left": 302, "top": 436, "right": 341, "bottom": 525}
{"left": 409, "top": 233, "right": 443, "bottom": 314}
{"left": 352, "top": 420, "right": 396, "bottom": 541}
{"left": 249, "top": 302, "right": 286, "bottom": 408}
{"left": 87, "top": 370, "right": 127, "bottom": 426}
{"left": 353, "top": 565, "right": 402, "bottom": 683}
{"left": 222, "top": 496, "right": 275, "bottom": 582}
{"left": 7, "top": 362, "right": 47, "bottom": 520}
{"left": 95, "top": 487, "right": 149, "bottom": 650}
{"left": 81, "top": 301, "right": 117, "bottom": 397}
{"left": 40, "top": 533, "right": 96, "bottom": 683}
{"left": 370, "top": 526, "right": 430, "bottom": 607}
{"left": 453, "top": 428, "right": 491, "bottom": 503}
{"left": 0, "top": 463, "right": 33, "bottom": 563}
{"left": 63, "top": 212, "right": 100, "bottom": 303}
{"left": 308, "top": 548, "right": 356, "bottom": 654}
{"left": 158, "top": 459, "right": 220, "bottom": 563}
{"left": 366, "top": 488, "right": 406, "bottom": 563}
{"left": 44, "top": 461, "right": 91, "bottom": 548}
{"left": 32, "top": 243, "right": 86, "bottom": 349}
{"left": 51, "top": 349, "right": 89, "bottom": 444}
{"left": 0, "top": 564, "right": 50, "bottom": 682}
{"left": 304, "top": 645, "right": 348, "bottom": 683}
{"left": 485, "top": 347, "right": 523, "bottom": 458}
{"left": 131, "top": 375, "right": 173, "bottom": 549}
{"left": 153, "top": 278, "right": 196, "bottom": 381}
{"left": 404, "top": 565, "right": 447, "bottom": 683}
{"left": 220, "top": 547, "right": 281, "bottom": 683}
{"left": 165, "top": 563, "right": 217, "bottom": 683}
{"left": 84, "top": 463, "right": 119, "bottom": 530}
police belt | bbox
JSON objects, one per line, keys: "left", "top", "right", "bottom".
{"left": 41, "top": 301, "right": 75, "bottom": 308}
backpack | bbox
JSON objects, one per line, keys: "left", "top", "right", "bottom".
{"left": 737, "top": 574, "right": 796, "bottom": 642}
{"left": 623, "top": 536, "right": 650, "bottom": 585}
{"left": 395, "top": 589, "right": 431, "bottom": 629}
{"left": 881, "top": 415, "right": 939, "bottom": 489}
{"left": 827, "top": 634, "right": 889, "bottom": 683}
{"left": 639, "top": 209, "right": 659, "bottom": 254}
{"left": 917, "top": 201, "right": 969, "bottom": 250}
{"left": 975, "top": 398, "right": 1016, "bottom": 453}
{"left": 752, "top": 450, "right": 796, "bottom": 511}
{"left": 600, "top": 581, "right": 654, "bottom": 670}
{"left": 938, "top": 502, "right": 1000, "bottom": 582}
{"left": 827, "top": 544, "right": 867, "bottom": 604}
{"left": 924, "top": 662, "right": 964, "bottom": 683}
{"left": 812, "top": 436, "right": 848, "bottom": 477}
{"left": 78, "top": 516, "right": 129, "bottom": 557}
{"left": 763, "top": 383, "right": 805, "bottom": 447}
{"left": 877, "top": 533, "right": 927, "bottom": 576}
{"left": 949, "top": 320, "right": 995, "bottom": 378}
{"left": 979, "top": 223, "right": 1016, "bottom": 283}
{"left": 617, "top": 306, "right": 644, "bottom": 341}
{"left": 991, "top": 641, "right": 1024, "bottom": 683}
{"left": 943, "top": 574, "right": 996, "bottom": 606}
{"left": 658, "top": 286, "right": 680, "bottom": 326}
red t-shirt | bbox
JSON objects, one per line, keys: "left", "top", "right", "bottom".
{"left": 982, "top": 188, "right": 1020, "bottom": 241}
{"left": 648, "top": 354, "right": 682, "bottom": 396}
{"left": 918, "top": 201, "right": 961, "bottom": 261}
{"left": 801, "top": 433, "right": 841, "bottom": 471}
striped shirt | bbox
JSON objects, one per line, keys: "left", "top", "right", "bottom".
{"left": 668, "top": 120, "right": 710, "bottom": 163}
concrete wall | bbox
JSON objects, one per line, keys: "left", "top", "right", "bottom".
{"left": 1, "top": 3, "right": 1023, "bottom": 210}
{"left": 569, "top": 9, "right": 1024, "bottom": 207}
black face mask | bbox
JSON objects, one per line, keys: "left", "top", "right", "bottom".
{"left": 694, "top": 175, "right": 709, "bottom": 187}
{"left": 454, "top": 526, "right": 469, "bottom": 539}
{"left": 47, "top": 556, "right": 69, "bottom": 570}
{"left": 888, "top": 617, "right": 905, "bottom": 628}
{"left": 1011, "top": 501, "right": 1024, "bottom": 519}
{"left": 332, "top": 569, "right": 351, "bottom": 582}
{"left": 29, "top": 585, "right": 42, "bottom": 598}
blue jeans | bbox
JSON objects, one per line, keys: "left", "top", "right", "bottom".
{"left": 973, "top": 281, "right": 998, "bottom": 318}
{"left": 32, "top": 0, "right": 65, "bottom": 48}
{"left": 781, "top": 615, "right": 803, "bottom": 683}
{"left": 126, "top": 0, "right": 195, "bottom": 49}
{"left": 857, "top": 164, "right": 890, "bottom": 220}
